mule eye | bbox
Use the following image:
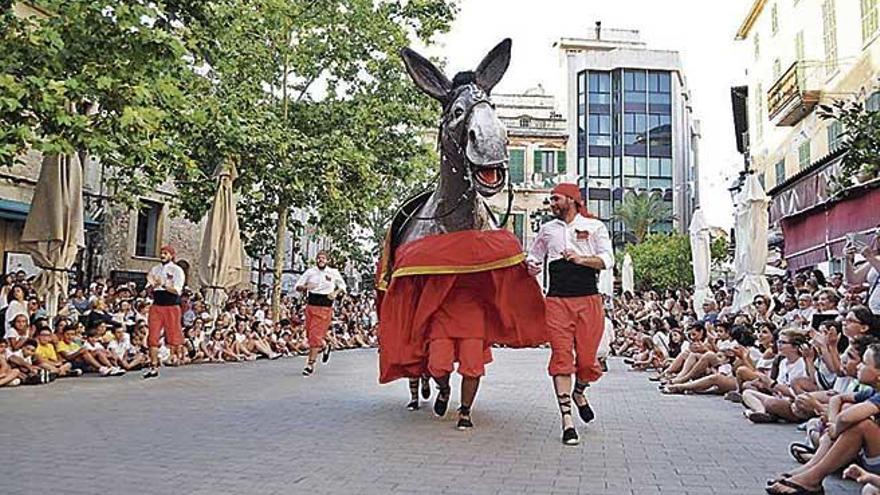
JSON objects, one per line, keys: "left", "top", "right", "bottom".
{"left": 454, "top": 107, "right": 464, "bottom": 119}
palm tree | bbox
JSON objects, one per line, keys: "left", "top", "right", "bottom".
{"left": 612, "top": 190, "right": 674, "bottom": 243}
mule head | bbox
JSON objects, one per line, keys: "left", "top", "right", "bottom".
{"left": 401, "top": 39, "right": 512, "bottom": 197}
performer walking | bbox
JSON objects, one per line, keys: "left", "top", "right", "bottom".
{"left": 143, "top": 245, "right": 185, "bottom": 379}
{"left": 295, "top": 251, "right": 346, "bottom": 376}
{"left": 527, "top": 183, "right": 614, "bottom": 445}
{"left": 406, "top": 375, "right": 432, "bottom": 411}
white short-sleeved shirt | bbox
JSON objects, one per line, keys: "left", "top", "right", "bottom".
{"left": 777, "top": 357, "right": 807, "bottom": 386}
{"left": 295, "top": 267, "right": 346, "bottom": 295}
{"left": 867, "top": 268, "right": 880, "bottom": 314}
{"left": 148, "top": 261, "right": 185, "bottom": 295}
{"left": 527, "top": 214, "right": 614, "bottom": 272}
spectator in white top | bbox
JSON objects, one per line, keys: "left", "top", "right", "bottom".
{"left": 741, "top": 329, "right": 811, "bottom": 423}
{"left": 844, "top": 225, "right": 880, "bottom": 315}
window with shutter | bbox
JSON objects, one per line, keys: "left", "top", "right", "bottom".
{"left": 509, "top": 148, "right": 525, "bottom": 184}
{"left": 557, "top": 150, "right": 566, "bottom": 174}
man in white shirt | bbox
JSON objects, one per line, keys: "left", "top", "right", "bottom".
{"left": 143, "top": 245, "right": 185, "bottom": 379}
{"left": 294, "top": 251, "right": 346, "bottom": 376}
{"left": 527, "top": 183, "right": 614, "bottom": 446}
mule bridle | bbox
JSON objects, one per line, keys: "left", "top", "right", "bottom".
{"left": 403, "top": 87, "right": 514, "bottom": 226}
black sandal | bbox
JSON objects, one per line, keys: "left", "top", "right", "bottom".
{"left": 766, "top": 478, "right": 824, "bottom": 495}
{"left": 434, "top": 384, "right": 451, "bottom": 417}
{"left": 788, "top": 442, "right": 815, "bottom": 464}
{"left": 766, "top": 473, "right": 792, "bottom": 487}
{"left": 302, "top": 361, "right": 315, "bottom": 376}
{"left": 321, "top": 345, "right": 331, "bottom": 363}
{"left": 406, "top": 400, "right": 420, "bottom": 411}
{"left": 557, "top": 392, "right": 579, "bottom": 445}
{"left": 456, "top": 405, "right": 473, "bottom": 430}
{"left": 573, "top": 381, "right": 595, "bottom": 424}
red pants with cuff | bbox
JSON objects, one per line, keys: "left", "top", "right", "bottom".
{"left": 425, "top": 274, "right": 492, "bottom": 379}
{"left": 305, "top": 305, "right": 333, "bottom": 349}
{"left": 148, "top": 304, "right": 183, "bottom": 347}
{"left": 546, "top": 295, "right": 604, "bottom": 383}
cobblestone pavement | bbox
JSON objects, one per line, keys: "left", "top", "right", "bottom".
{"left": 0, "top": 349, "right": 860, "bottom": 494}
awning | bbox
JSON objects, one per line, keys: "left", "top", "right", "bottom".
{"left": 781, "top": 186, "right": 880, "bottom": 272}
{"left": 0, "top": 198, "right": 99, "bottom": 229}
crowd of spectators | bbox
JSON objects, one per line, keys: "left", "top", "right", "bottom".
{"left": 612, "top": 235, "right": 880, "bottom": 495}
{"left": 0, "top": 271, "right": 378, "bottom": 387}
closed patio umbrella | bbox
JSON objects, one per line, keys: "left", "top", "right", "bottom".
{"left": 689, "top": 209, "right": 712, "bottom": 318}
{"left": 20, "top": 154, "right": 86, "bottom": 318}
{"left": 732, "top": 174, "right": 771, "bottom": 310}
{"left": 199, "top": 160, "right": 244, "bottom": 317}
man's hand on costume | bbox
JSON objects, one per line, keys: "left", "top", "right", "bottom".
{"left": 526, "top": 260, "right": 542, "bottom": 276}
{"left": 563, "top": 249, "right": 605, "bottom": 269}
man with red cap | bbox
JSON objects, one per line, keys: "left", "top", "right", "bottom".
{"left": 527, "top": 183, "right": 614, "bottom": 445}
{"left": 143, "top": 245, "right": 185, "bottom": 379}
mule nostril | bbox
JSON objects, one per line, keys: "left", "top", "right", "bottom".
{"left": 469, "top": 130, "right": 477, "bottom": 142}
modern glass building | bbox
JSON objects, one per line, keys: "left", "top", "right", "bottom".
{"left": 558, "top": 27, "right": 701, "bottom": 245}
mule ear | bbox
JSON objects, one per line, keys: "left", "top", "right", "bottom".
{"left": 475, "top": 38, "right": 511, "bottom": 93}
{"left": 400, "top": 47, "right": 452, "bottom": 102}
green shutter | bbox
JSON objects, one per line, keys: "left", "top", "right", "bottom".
{"left": 534, "top": 149, "right": 542, "bottom": 174}
{"left": 557, "top": 150, "right": 567, "bottom": 174}
{"left": 513, "top": 213, "right": 524, "bottom": 243}
{"left": 509, "top": 149, "right": 524, "bottom": 184}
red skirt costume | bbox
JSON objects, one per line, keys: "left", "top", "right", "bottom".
{"left": 305, "top": 304, "right": 333, "bottom": 348}
{"left": 375, "top": 229, "right": 547, "bottom": 384}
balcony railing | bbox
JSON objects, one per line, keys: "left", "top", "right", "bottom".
{"left": 767, "top": 61, "right": 821, "bottom": 126}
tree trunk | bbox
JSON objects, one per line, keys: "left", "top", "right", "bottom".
{"left": 271, "top": 200, "right": 288, "bottom": 321}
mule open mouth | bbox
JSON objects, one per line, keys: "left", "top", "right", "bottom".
{"left": 472, "top": 164, "right": 507, "bottom": 196}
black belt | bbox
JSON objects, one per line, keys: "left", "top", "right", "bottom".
{"left": 307, "top": 293, "right": 333, "bottom": 307}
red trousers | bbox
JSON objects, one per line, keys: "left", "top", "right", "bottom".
{"left": 148, "top": 304, "right": 183, "bottom": 347}
{"left": 546, "top": 295, "right": 604, "bottom": 382}
{"left": 427, "top": 339, "right": 491, "bottom": 378}
{"left": 305, "top": 305, "right": 333, "bottom": 348}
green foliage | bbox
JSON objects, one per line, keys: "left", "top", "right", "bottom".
{"left": 612, "top": 190, "right": 674, "bottom": 243}
{"left": 624, "top": 233, "right": 693, "bottom": 291}
{"left": 818, "top": 98, "right": 880, "bottom": 192}
{"left": 710, "top": 236, "right": 731, "bottom": 266}
{"left": 0, "top": 2, "right": 209, "bottom": 202}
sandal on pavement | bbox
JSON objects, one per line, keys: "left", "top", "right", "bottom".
{"left": 456, "top": 405, "right": 473, "bottom": 430}
{"left": 557, "top": 392, "right": 579, "bottom": 446}
{"left": 766, "top": 478, "right": 824, "bottom": 495}
{"left": 406, "top": 400, "right": 420, "bottom": 411}
{"left": 789, "top": 442, "right": 815, "bottom": 464}
{"left": 766, "top": 473, "right": 792, "bottom": 487}
{"left": 573, "top": 381, "right": 595, "bottom": 424}
{"left": 747, "top": 411, "right": 778, "bottom": 424}
{"left": 302, "top": 362, "right": 315, "bottom": 376}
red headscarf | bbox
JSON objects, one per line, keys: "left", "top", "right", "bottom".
{"left": 160, "top": 245, "right": 176, "bottom": 259}
{"left": 551, "top": 183, "right": 594, "bottom": 218}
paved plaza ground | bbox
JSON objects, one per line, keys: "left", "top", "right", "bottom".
{"left": 0, "top": 349, "right": 861, "bottom": 494}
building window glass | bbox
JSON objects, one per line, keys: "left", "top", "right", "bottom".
{"left": 798, "top": 140, "right": 811, "bottom": 169}
{"left": 754, "top": 32, "right": 760, "bottom": 60}
{"left": 867, "top": 90, "right": 880, "bottom": 111}
{"left": 519, "top": 116, "right": 530, "bottom": 128}
{"left": 823, "top": 0, "right": 838, "bottom": 75}
{"left": 135, "top": 201, "right": 162, "bottom": 258}
{"left": 775, "top": 159, "right": 786, "bottom": 186}
{"left": 773, "top": 59, "right": 782, "bottom": 81}
{"left": 772, "top": 3, "right": 779, "bottom": 35}
{"left": 862, "top": 0, "right": 879, "bottom": 44}
{"left": 755, "top": 83, "right": 764, "bottom": 141}
{"left": 795, "top": 31, "right": 805, "bottom": 86}
{"left": 827, "top": 120, "right": 844, "bottom": 151}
